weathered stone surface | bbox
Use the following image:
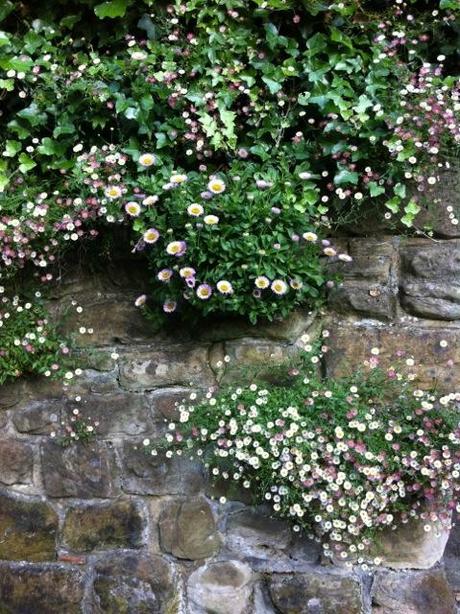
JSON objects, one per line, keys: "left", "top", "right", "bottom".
{"left": 75, "top": 393, "right": 153, "bottom": 436}
{"left": 92, "top": 553, "right": 176, "bottom": 613}
{"left": 221, "top": 338, "right": 299, "bottom": 385}
{"left": 13, "top": 399, "right": 61, "bottom": 434}
{"left": 0, "top": 564, "right": 84, "bottom": 612}
{"left": 63, "top": 500, "right": 144, "bottom": 552}
{"left": 414, "top": 167, "right": 460, "bottom": 238}
{"left": 268, "top": 571, "right": 362, "bottom": 614}
{"left": 41, "top": 441, "right": 117, "bottom": 498}
{"left": 443, "top": 522, "right": 460, "bottom": 591}
{"left": 149, "top": 387, "right": 191, "bottom": 423}
{"left": 196, "top": 310, "right": 317, "bottom": 343}
{"left": 400, "top": 239, "right": 460, "bottom": 320}
{"left": 0, "top": 492, "right": 58, "bottom": 561}
{"left": 363, "top": 515, "right": 450, "bottom": 569}
{"left": 372, "top": 569, "right": 456, "bottom": 614}
{"left": 187, "top": 560, "right": 253, "bottom": 614}
{"left": 226, "top": 507, "right": 292, "bottom": 552}
{"left": 0, "top": 409, "right": 7, "bottom": 429}
{"left": 121, "top": 440, "right": 204, "bottom": 495}
{"left": 0, "top": 440, "right": 33, "bottom": 485}
{"left": 119, "top": 345, "right": 215, "bottom": 390}
{"left": 328, "top": 238, "right": 396, "bottom": 318}
{"left": 159, "top": 497, "right": 220, "bottom": 560}
{"left": 325, "top": 319, "right": 460, "bottom": 391}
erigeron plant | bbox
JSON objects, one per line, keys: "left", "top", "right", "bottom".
{"left": 51, "top": 403, "right": 99, "bottom": 447}
{"left": 145, "top": 334, "right": 460, "bottom": 565}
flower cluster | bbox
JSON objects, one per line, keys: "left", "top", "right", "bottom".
{"left": 51, "top": 404, "right": 99, "bottom": 447}
{"left": 0, "top": 290, "right": 75, "bottom": 385}
{"left": 146, "top": 336, "right": 460, "bottom": 564}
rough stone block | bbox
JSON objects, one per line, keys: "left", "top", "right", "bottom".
{"left": 62, "top": 500, "right": 144, "bottom": 552}
{"left": 371, "top": 568, "right": 456, "bottom": 614}
{"left": 159, "top": 497, "right": 220, "bottom": 560}
{"left": 0, "top": 491, "right": 58, "bottom": 561}
{"left": 13, "top": 399, "right": 61, "bottom": 435}
{"left": 0, "top": 439, "right": 33, "bottom": 485}
{"left": 41, "top": 441, "right": 117, "bottom": 498}
{"left": 187, "top": 560, "right": 253, "bottom": 614}
{"left": 91, "top": 553, "right": 176, "bottom": 613}
{"left": 268, "top": 571, "right": 362, "bottom": 614}
{"left": 121, "top": 440, "right": 205, "bottom": 495}
{"left": 118, "top": 345, "right": 215, "bottom": 390}
{"left": 325, "top": 319, "right": 460, "bottom": 391}
{"left": 400, "top": 239, "right": 460, "bottom": 320}
{"left": 0, "top": 564, "right": 84, "bottom": 613}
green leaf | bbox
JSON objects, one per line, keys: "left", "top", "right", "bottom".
{"left": 385, "top": 197, "right": 400, "bottom": 214}
{"left": 394, "top": 183, "right": 406, "bottom": 199}
{"left": 334, "top": 169, "right": 359, "bottom": 185}
{"left": 440, "top": 0, "right": 458, "bottom": 9}
{"left": 0, "top": 78, "right": 14, "bottom": 91}
{"left": 3, "top": 140, "right": 21, "bottom": 157}
{"left": 369, "top": 182, "right": 385, "bottom": 197}
{"left": 404, "top": 199, "right": 421, "bottom": 216}
{"left": 18, "top": 153, "right": 36, "bottom": 173}
{"left": 94, "top": 0, "right": 131, "bottom": 19}
{"left": 0, "top": 31, "right": 10, "bottom": 47}
{"left": 0, "top": 1, "right": 14, "bottom": 23}
{"left": 262, "top": 76, "right": 282, "bottom": 94}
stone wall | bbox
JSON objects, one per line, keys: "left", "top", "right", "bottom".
{"left": 1, "top": 238, "right": 460, "bottom": 613}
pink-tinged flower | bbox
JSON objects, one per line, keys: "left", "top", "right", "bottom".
{"left": 157, "top": 269, "right": 173, "bottom": 282}
{"left": 255, "top": 276, "right": 270, "bottom": 289}
{"left": 134, "top": 294, "right": 147, "bottom": 307}
{"left": 271, "top": 279, "right": 288, "bottom": 295}
{"left": 166, "top": 241, "right": 187, "bottom": 256}
{"left": 125, "top": 201, "right": 141, "bottom": 216}
{"left": 104, "top": 185, "right": 122, "bottom": 199}
{"left": 163, "top": 300, "right": 177, "bottom": 313}
{"left": 143, "top": 228, "right": 160, "bottom": 244}
{"left": 143, "top": 195, "right": 159, "bottom": 206}
{"left": 138, "top": 153, "right": 156, "bottom": 167}
{"left": 216, "top": 280, "right": 233, "bottom": 294}
{"left": 179, "top": 267, "right": 196, "bottom": 279}
{"left": 196, "top": 284, "right": 212, "bottom": 300}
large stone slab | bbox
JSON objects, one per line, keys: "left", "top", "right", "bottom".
{"left": 159, "top": 497, "right": 220, "bottom": 560}
{"left": 118, "top": 345, "right": 215, "bottom": 390}
{"left": 268, "top": 571, "right": 362, "bottom": 614}
{"left": 0, "top": 491, "right": 58, "bottom": 561}
{"left": 0, "top": 564, "right": 84, "bottom": 613}
{"left": 400, "top": 239, "right": 460, "bottom": 320}
{"left": 371, "top": 568, "right": 456, "bottom": 614}
{"left": 41, "top": 441, "right": 117, "bottom": 498}
{"left": 62, "top": 500, "right": 144, "bottom": 552}
{"left": 91, "top": 553, "right": 176, "bottom": 613}
{"left": 325, "top": 319, "right": 460, "bottom": 391}
{"left": 187, "top": 560, "right": 253, "bottom": 614}
{"left": 0, "top": 439, "right": 33, "bottom": 485}
{"left": 121, "top": 440, "right": 205, "bottom": 495}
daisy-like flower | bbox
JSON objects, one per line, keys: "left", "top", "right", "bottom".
{"left": 163, "top": 300, "right": 177, "bottom": 313}
{"left": 143, "top": 195, "right": 159, "bottom": 206}
{"left": 143, "top": 228, "right": 160, "bottom": 244}
{"left": 138, "top": 153, "right": 156, "bottom": 167}
{"left": 271, "top": 279, "right": 288, "bottom": 295}
{"left": 187, "top": 203, "right": 204, "bottom": 216}
{"left": 180, "top": 267, "right": 196, "bottom": 279}
{"left": 290, "top": 279, "right": 303, "bottom": 290}
{"left": 125, "top": 201, "right": 141, "bottom": 216}
{"left": 204, "top": 215, "right": 219, "bottom": 225}
{"left": 104, "top": 185, "right": 122, "bottom": 199}
{"left": 157, "top": 268, "right": 173, "bottom": 282}
{"left": 216, "top": 280, "right": 233, "bottom": 294}
{"left": 323, "top": 247, "right": 337, "bottom": 257}
{"left": 131, "top": 51, "right": 147, "bottom": 60}
{"left": 170, "top": 173, "right": 188, "bottom": 184}
{"left": 303, "top": 231, "right": 318, "bottom": 242}
{"left": 166, "top": 241, "right": 187, "bottom": 256}
{"left": 134, "top": 294, "right": 147, "bottom": 307}
{"left": 196, "top": 284, "right": 212, "bottom": 300}
{"left": 207, "top": 177, "right": 226, "bottom": 194}
{"left": 255, "top": 276, "right": 270, "bottom": 289}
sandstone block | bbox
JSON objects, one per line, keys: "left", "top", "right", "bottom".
{"left": 0, "top": 439, "right": 33, "bottom": 485}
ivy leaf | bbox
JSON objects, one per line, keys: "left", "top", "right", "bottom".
{"left": 440, "top": 0, "right": 457, "bottom": 8}
{"left": 262, "top": 76, "right": 282, "bottom": 94}
{"left": 334, "top": 169, "right": 359, "bottom": 185}
{"left": 18, "top": 153, "right": 36, "bottom": 173}
{"left": 385, "top": 197, "right": 400, "bottom": 214}
{"left": 3, "top": 140, "right": 21, "bottom": 157}
{"left": 369, "top": 182, "right": 385, "bottom": 197}
{"left": 94, "top": 0, "right": 131, "bottom": 19}
{"left": 394, "top": 183, "right": 406, "bottom": 199}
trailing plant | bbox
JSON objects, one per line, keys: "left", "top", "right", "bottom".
{"left": 145, "top": 335, "right": 460, "bottom": 564}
